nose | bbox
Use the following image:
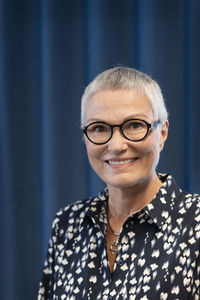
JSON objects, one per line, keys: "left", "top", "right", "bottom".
{"left": 107, "top": 128, "right": 128, "bottom": 153}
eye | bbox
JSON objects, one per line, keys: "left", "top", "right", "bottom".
{"left": 87, "top": 123, "right": 110, "bottom": 133}
{"left": 126, "top": 120, "right": 145, "bottom": 131}
{"left": 130, "top": 122, "right": 142, "bottom": 129}
{"left": 94, "top": 125, "right": 106, "bottom": 132}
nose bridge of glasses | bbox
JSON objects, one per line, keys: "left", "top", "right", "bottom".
{"left": 109, "top": 124, "right": 126, "bottom": 141}
{"left": 111, "top": 123, "right": 123, "bottom": 133}
{"left": 106, "top": 125, "right": 128, "bottom": 151}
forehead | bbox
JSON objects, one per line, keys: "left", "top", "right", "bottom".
{"left": 84, "top": 89, "right": 154, "bottom": 123}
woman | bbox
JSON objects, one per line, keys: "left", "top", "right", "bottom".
{"left": 38, "top": 67, "right": 200, "bottom": 300}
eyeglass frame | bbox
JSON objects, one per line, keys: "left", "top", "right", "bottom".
{"left": 82, "top": 118, "right": 161, "bottom": 145}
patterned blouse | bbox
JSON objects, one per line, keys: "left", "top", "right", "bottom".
{"left": 38, "top": 174, "right": 200, "bottom": 300}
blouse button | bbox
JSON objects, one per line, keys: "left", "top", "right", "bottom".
{"left": 118, "top": 259, "right": 123, "bottom": 266}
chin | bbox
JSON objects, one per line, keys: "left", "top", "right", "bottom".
{"left": 105, "top": 170, "right": 156, "bottom": 190}
{"left": 105, "top": 175, "right": 144, "bottom": 189}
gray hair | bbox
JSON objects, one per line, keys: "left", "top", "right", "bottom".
{"left": 81, "top": 66, "right": 168, "bottom": 125}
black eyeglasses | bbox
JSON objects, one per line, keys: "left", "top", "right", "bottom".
{"left": 82, "top": 118, "right": 161, "bottom": 145}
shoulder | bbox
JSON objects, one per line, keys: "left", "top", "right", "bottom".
{"left": 160, "top": 173, "right": 200, "bottom": 209}
{"left": 178, "top": 190, "right": 200, "bottom": 205}
{"left": 175, "top": 190, "right": 200, "bottom": 225}
{"left": 51, "top": 197, "right": 93, "bottom": 231}
{"left": 157, "top": 173, "right": 200, "bottom": 226}
{"left": 51, "top": 189, "right": 108, "bottom": 233}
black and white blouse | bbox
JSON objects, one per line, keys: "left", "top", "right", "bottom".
{"left": 38, "top": 174, "right": 200, "bottom": 300}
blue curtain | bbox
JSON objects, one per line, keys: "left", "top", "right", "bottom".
{"left": 0, "top": 0, "right": 199, "bottom": 299}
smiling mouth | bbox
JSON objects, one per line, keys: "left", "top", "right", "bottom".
{"left": 106, "top": 158, "right": 137, "bottom": 166}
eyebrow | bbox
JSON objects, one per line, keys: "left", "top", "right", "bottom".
{"left": 86, "top": 114, "right": 150, "bottom": 124}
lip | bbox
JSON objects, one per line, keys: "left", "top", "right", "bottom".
{"left": 105, "top": 157, "right": 138, "bottom": 168}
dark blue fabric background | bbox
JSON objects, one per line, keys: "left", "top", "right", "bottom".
{"left": 0, "top": 0, "right": 199, "bottom": 299}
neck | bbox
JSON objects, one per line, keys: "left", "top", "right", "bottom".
{"left": 107, "top": 173, "right": 162, "bottom": 228}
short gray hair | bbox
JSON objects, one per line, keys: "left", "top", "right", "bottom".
{"left": 81, "top": 66, "right": 168, "bottom": 125}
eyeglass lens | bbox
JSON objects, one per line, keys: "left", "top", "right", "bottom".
{"left": 86, "top": 119, "right": 148, "bottom": 144}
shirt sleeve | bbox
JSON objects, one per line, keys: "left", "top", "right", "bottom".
{"left": 37, "top": 217, "right": 59, "bottom": 300}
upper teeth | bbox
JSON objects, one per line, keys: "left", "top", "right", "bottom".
{"left": 108, "top": 159, "right": 134, "bottom": 165}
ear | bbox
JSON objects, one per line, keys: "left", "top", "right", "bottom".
{"left": 159, "top": 120, "right": 169, "bottom": 151}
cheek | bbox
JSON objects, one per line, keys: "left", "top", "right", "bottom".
{"left": 85, "top": 140, "right": 104, "bottom": 164}
{"left": 85, "top": 142, "right": 95, "bottom": 161}
{"left": 137, "top": 135, "right": 160, "bottom": 157}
